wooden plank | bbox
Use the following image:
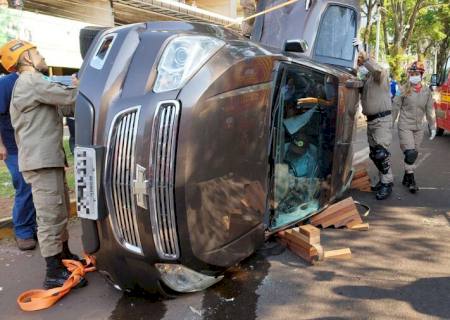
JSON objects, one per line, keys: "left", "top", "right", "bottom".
{"left": 298, "top": 225, "right": 320, "bottom": 238}
{"left": 281, "top": 230, "right": 318, "bottom": 251}
{"left": 349, "top": 223, "right": 370, "bottom": 231}
{"left": 310, "top": 197, "right": 355, "bottom": 225}
{"left": 319, "top": 210, "right": 358, "bottom": 228}
{"left": 278, "top": 238, "right": 319, "bottom": 264}
{"left": 324, "top": 248, "right": 352, "bottom": 260}
{"left": 292, "top": 230, "right": 321, "bottom": 245}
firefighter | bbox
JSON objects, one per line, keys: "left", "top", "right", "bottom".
{"left": 0, "top": 40, "right": 87, "bottom": 289}
{"left": 392, "top": 61, "right": 436, "bottom": 193}
{"left": 354, "top": 39, "right": 393, "bottom": 200}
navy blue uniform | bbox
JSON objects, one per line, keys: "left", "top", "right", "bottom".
{"left": 0, "top": 73, "right": 36, "bottom": 239}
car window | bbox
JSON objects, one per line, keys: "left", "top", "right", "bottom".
{"left": 314, "top": 5, "right": 357, "bottom": 67}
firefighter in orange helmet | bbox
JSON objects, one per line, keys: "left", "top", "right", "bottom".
{"left": 1, "top": 39, "right": 86, "bottom": 289}
{"left": 392, "top": 61, "right": 436, "bottom": 193}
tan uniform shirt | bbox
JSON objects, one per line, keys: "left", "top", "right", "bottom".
{"left": 392, "top": 85, "right": 436, "bottom": 131}
{"left": 10, "top": 71, "right": 76, "bottom": 172}
{"left": 360, "top": 59, "right": 392, "bottom": 116}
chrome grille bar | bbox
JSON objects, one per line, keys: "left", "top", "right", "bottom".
{"left": 106, "top": 107, "right": 142, "bottom": 254}
{"left": 150, "top": 101, "right": 181, "bottom": 259}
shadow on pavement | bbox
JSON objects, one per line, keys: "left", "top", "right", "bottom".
{"left": 333, "top": 277, "right": 450, "bottom": 319}
{"left": 110, "top": 292, "right": 167, "bottom": 320}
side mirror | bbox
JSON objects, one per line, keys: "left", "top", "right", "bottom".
{"left": 284, "top": 40, "right": 308, "bottom": 53}
{"left": 430, "top": 73, "right": 439, "bottom": 87}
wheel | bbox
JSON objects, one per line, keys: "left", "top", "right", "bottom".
{"left": 436, "top": 127, "right": 444, "bottom": 136}
{"left": 79, "top": 26, "right": 108, "bottom": 59}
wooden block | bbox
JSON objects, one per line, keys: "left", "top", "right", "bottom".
{"left": 283, "top": 230, "right": 317, "bottom": 250}
{"left": 324, "top": 248, "right": 352, "bottom": 260}
{"left": 298, "top": 225, "right": 320, "bottom": 238}
{"left": 353, "top": 170, "right": 368, "bottom": 180}
{"left": 345, "top": 217, "right": 364, "bottom": 228}
{"left": 310, "top": 197, "right": 355, "bottom": 225}
{"left": 293, "top": 230, "right": 321, "bottom": 245}
{"left": 349, "top": 223, "right": 370, "bottom": 231}
{"left": 278, "top": 233, "right": 319, "bottom": 264}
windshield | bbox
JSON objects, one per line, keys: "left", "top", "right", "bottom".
{"left": 314, "top": 5, "right": 357, "bottom": 68}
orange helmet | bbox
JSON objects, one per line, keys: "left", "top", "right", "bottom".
{"left": 407, "top": 61, "right": 425, "bottom": 74}
{"left": 0, "top": 39, "right": 36, "bottom": 72}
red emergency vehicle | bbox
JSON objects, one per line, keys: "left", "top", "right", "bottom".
{"left": 433, "top": 55, "right": 450, "bottom": 136}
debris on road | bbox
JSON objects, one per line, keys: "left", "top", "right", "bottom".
{"left": 324, "top": 248, "right": 352, "bottom": 260}
{"left": 278, "top": 197, "right": 368, "bottom": 264}
{"left": 351, "top": 164, "right": 372, "bottom": 192}
{"left": 310, "top": 197, "right": 365, "bottom": 230}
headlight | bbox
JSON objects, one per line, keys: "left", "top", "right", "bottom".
{"left": 153, "top": 36, "right": 225, "bottom": 93}
{"left": 155, "top": 263, "right": 223, "bottom": 292}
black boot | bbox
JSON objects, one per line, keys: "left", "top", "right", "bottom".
{"left": 61, "top": 241, "right": 81, "bottom": 261}
{"left": 376, "top": 183, "right": 393, "bottom": 200}
{"left": 402, "top": 171, "right": 411, "bottom": 187}
{"left": 44, "top": 253, "right": 87, "bottom": 289}
{"left": 371, "top": 181, "right": 382, "bottom": 192}
{"left": 408, "top": 173, "right": 419, "bottom": 193}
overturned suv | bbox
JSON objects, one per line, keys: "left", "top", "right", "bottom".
{"left": 75, "top": 0, "right": 361, "bottom": 294}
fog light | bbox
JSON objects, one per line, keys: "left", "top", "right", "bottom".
{"left": 155, "top": 263, "right": 223, "bottom": 293}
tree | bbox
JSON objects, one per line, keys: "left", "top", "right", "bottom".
{"left": 381, "top": 0, "right": 448, "bottom": 79}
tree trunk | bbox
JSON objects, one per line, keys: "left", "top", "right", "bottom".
{"left": 401, "top": 0, "right": 425, "bottom": 49}
{"left": 363, "top": 0, "right": 375, "bottom": 45}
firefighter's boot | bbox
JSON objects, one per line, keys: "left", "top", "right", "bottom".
{"left": 61, "top": 241, "right": 82, "bottom": 262}
{"left": 44, "top": 253, "right": 87, "bottom": 289}
{"left": 408, "top": 173, "right": 419, "bottom": 193}
{"left": 371, "top": 181, "right": 382, "bottom": 192}
{"left": 376, "top": 183, "right": 393, "bottom": 200}
{"left": 402, "top": 171, "right": 411, "bottom": 187}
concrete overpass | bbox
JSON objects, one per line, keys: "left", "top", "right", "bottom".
{"left": 18, "top": 0, "right": 239, "bottom": 28}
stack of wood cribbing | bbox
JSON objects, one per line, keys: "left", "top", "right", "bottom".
{"left": 278, "top": 197, "right": 368, "bottom": 264}
{"left": 351, "top": 164, "right": 372, "bottom": 192}
{"left": 310, "top": 197, "right": 368, "bottom": 230}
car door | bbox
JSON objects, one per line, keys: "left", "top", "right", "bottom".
{"left": 268, "top": 62, "right": 339, "bottom": 230}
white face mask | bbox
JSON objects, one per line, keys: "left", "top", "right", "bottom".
{"left": 409, "top": 75, "right": 421, "bottom": 85}
{"left": 358, "top": 66, "right": 369, "bottom": 80}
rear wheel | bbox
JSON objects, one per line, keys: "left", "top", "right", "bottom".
{"left": 436, "top": 127, "right": 445, "bottom": 136}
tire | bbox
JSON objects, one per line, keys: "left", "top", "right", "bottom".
{"left": 436, "top": 127, "right": 444, "bottom": 136}
{"left": 79, "top": 26, "right": 108, "bottom": 59}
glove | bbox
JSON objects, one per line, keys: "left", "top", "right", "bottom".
{"left": 429, "top": 129, "right": 436, "bottom": 140}
{"left": 353, "top": 38, "right": 363, "bottom": 52}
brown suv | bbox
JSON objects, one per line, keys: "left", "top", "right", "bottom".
{"left": 75, "top": 0, "right": 361, "bottom": 294}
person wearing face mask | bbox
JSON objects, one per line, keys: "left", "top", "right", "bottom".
{"left": 353, "top": 39, "right": 393, "bottom": 200}
{"left": 392, "top": 61, "right": 436, "bottom": 193}
{"left": 0, "top": 39, "right": 87, "bottom": 289}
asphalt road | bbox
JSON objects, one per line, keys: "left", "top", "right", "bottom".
{"left": 1, "top": 126, "right": 450, "bottom": 320}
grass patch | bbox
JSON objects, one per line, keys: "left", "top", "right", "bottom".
{"left": 0, "top": 138, "right": 75, "bottom": 199}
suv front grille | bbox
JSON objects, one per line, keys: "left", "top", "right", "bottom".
{"left": 106, "top": 107, "right": 142, "bottom": 254}
{"left": 150, "top": 101, "right": 181, "bottom": 260}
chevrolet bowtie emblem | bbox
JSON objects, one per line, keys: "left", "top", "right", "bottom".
{"left": 133, "top": 164, "right": 149, "bottom": 209}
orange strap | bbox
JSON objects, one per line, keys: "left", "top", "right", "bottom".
{"left": 17, "top": 255, "right": 96, "bottom": 312}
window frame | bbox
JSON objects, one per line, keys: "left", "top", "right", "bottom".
{"left": 313, "top": 4, "right": 358, "bottom": 68}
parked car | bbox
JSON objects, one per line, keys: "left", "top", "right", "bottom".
{"left": 75, "top": 0, "right": 361, "bottom": 294}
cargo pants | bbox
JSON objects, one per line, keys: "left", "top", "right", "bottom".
{"left": 22, "top": 168, "right": 70, "bottom": 258}
{"left": 366, "top": 115, "right": 394, "bottom": 184}
{"left": 398, "top": 128, "right": 424, "bottom": 173}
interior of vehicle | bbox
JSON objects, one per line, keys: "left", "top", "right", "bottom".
{"left": 270, "top": 64, "right": 338, "bottom": 229}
